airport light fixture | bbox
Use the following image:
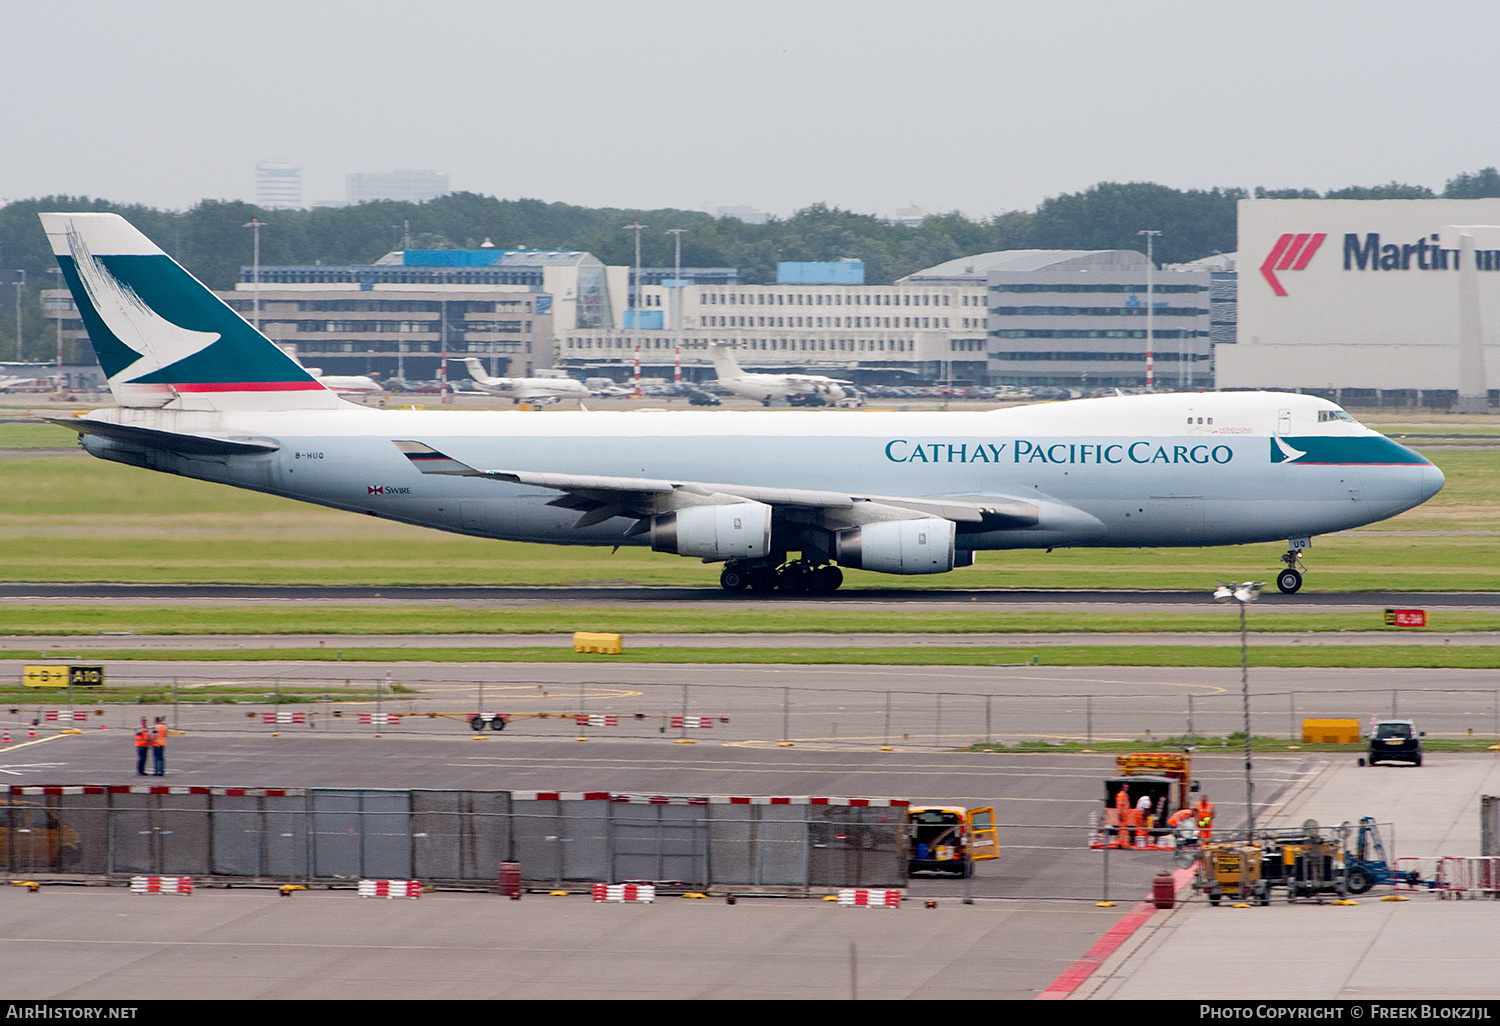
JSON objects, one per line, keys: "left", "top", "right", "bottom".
{"left": 243, "top": 219, "right": 265, "bottom": 332}
{"left": 14, "top": 269, "right": 24, "bottom": 362}
{"left": 1213, "top": 580, "right": 1263, "bottom": 836}
{"left": 624, "top": 222, "right": 647, "bottom": 393}
{"left": 1137, "top": 230, "right": 1160, "bottom": 390}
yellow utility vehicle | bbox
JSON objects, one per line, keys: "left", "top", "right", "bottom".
{"left": 906, "top": 805, "right": 998, "bottom": 878}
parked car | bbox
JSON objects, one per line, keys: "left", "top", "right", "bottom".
{"left": 1363, "top": 719, "right": 1424, "bottom": 766}
{"left": 686, "top": 390, "right": 721, "bottom": 406}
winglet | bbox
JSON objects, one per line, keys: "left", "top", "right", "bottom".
{"left": 393, "top": 440, "right": 483, "bottom": 476}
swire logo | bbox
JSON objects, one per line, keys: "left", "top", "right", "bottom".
{"left": 1260, "top": 232, "right": 1327, "bottom": 296}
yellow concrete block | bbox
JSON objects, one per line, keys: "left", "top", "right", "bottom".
{"left": 1302, "top": 718, "right": 1360, "bottom": 744}
{"left": 573, "top": 632, "right": 623, "bottom": 654}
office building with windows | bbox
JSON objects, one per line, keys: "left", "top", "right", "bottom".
{"left": 559, "top": 279, "right": 991, "bottom": 383}
{"left": 345, "top": 170, "right": 452, "bottom": 205}
{"left": 254, "top": 160, "right": 303, "bottom": 210}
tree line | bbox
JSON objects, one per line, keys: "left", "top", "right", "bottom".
{"left": 3, "top": 169, "right": 1498, "bottom": 362}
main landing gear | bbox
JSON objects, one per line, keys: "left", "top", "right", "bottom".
{"left": 1277, "top": 545, "right": 1307, "bottom": 594}
{"left": 720, "top": 558, "right": 844, "bottom": 594}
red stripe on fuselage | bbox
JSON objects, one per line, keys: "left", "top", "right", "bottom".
{"left": 171, "top": 381, "right": 327, "bottom": 393}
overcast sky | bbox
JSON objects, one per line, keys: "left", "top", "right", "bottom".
{"left": 2, "top": 1, "right": 1496, "bottom": 220}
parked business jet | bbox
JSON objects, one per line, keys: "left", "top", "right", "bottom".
{"left": 271, "top": 344, "right": 381, "bottom": 395}
{"left": 40, "top": 213, "right": 1444, "bottom": 594}
{"left": 708, "top": 342, "right": 850, "bottom": 406}
{"left": 462, "top": 358, "right": 589, "bottom": 404}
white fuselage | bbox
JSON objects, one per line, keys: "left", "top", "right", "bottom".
{"left": 77, "top": 391, "right": 1442, "bottom": 553}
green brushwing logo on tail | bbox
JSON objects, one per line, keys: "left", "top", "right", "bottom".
{"left": 49, "top": 214, "right": 320, "bottom": 394}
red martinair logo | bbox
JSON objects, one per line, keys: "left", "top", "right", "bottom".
{"left": 1260, "top": 232, "right": 1327, "bottom": 296}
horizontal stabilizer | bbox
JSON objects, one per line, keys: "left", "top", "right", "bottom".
{"left": 51, "top": 417, "right": 280, "bottom": 456}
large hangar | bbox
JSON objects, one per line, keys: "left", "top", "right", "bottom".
{"left": 1220, "top": 198, "right": 1500, "bottom": 407}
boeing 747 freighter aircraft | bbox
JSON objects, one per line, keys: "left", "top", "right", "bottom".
{"left": 40, "top": 213, "right": 1443, "bottom": 594}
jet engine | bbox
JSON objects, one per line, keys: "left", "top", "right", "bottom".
{"left": 836, "top": 518, "right": 956, "bottom": 574}
{"left": 652, "top": 501, "right": 773, "bottom": 559}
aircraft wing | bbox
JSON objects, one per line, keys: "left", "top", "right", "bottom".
{"left": 393, "top": 441, "right": 1039, "bottom": 531}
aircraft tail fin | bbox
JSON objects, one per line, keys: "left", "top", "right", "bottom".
{"left": 39, "top": 212, "right": 338, "bottom": 411}
{"left": 463, "top": 357, "right": 497, "bottom": 384}
{"left": 707, "top": 342, "right": 743, "bottom": 379}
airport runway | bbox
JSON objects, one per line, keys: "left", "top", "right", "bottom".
{"left": 3, "top": 582, "right": 1500, "bottom": 609}
{"left": 4, "top": 629, "right": 1499, "bottom": 650}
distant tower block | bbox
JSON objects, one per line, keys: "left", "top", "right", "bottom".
{"left": 255, "top": 159, "right": 303, "bottom": 210}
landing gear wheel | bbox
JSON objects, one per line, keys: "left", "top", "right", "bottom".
{"left": 748, "top": 568, "right": 779, "bottom": 593}
{"left": 777, "top": 561, "right": 809, "bottom": 593}
{"left": 806, "top": 565, "right": 843, "bottom": 594}
{"left": 1277, "top": 568, "right": 1303, "bottom": 594}
{"left": 720, "top": 564, "right": 749, "bottom": 591}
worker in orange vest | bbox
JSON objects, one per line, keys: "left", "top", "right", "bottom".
{"left": 1114, "top": 786, "right": 1131, "bottom": 847}
{"left": 1134, "top": 793, "right": 1154, "bottom": 847}
{"left": 134, "top": 718, "right": 151, "bottom": 776}
{"left": 151, "top": 716, "right": 167, "bottom": 776}
{"left": 1194, "top": 796, "right": 1215, "bottom": 844}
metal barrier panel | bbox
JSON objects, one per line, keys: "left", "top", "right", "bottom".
{"left": 609, "top": 803, "right": 707, "bottom": 886}
{"left": 210, "top": 794, "right": 266, "bottom": 878}
{"left": 411, "top": 790, "right": 510, "bottom": 883}
{"left": 310, "top": 789, "right": 411, "bottom": 881}
{"left": 511, "top": 799, "right": 609, "bottom": 885}
{"left": 108, "top": 790, "right": 183, "bottom": 875}
{"left": 208, "top": 792, "right": 310, "bottom": 880}
{"left": 708, "top": 804, "right": 809, "bottom": 887}
{"left": 807, "top": 807, "right": 906, "bottom": 889}
{"left": 159, "top": 791, "right": 211, "bottom": 876}
{"left": 1482, "top": 795, "right": 1500, "bottom": 857}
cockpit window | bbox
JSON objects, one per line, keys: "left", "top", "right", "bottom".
{"left": 1318, "top": 409, "right": 1356, "bottom": 423}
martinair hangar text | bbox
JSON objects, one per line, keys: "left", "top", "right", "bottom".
{"left": 883, "top": 439, "right": 1235, "bottom": 464}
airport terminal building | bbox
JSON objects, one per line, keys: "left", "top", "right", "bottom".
{"left": 1222, "top": 198, "right": 1500, "bottom": 408}
{"left": 903, "top": 250, "right": 1213, "bottom": 389}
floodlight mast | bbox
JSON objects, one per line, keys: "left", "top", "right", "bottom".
{"left": 624, "top": 222, "right": 647, "bottom": 395}
{"left": 1137, "top": 230, "right": 1160, "bottom": 390}
{"left": 1214, "top": 580, "right": 1262, "bottom": 836}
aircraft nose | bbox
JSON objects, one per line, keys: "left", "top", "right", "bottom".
{"left": 1420, "top": 460, "right": 1445, "bottom": 502}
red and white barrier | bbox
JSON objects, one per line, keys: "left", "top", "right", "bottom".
{"left": 574, "top": 715, "right": 618, "bottom": 727}
{"left": 837, "top": 888, "right": 901, "bottom": 908}
{"left": 671, "top": 716, "right": 713, "bottom": 729}
{"left": 1436, "top": 857, "right": 1500, "bottom": 898}
{"left": 131, "top": 876, "right": 193, "bottom": 895}
{"left": 262, "top": 711, "right": 306, "bottom": 724}
{"left": 10, "top": 785, "right": 299, "bottom": 797}
{"left": 359, "top": 879, "right": 422, "bottom": 898}
{"left": 592, "top": 883, "right": 655, "bottom": 903}
{"left": 511, "top": 792, "right": 908, "bottom": 808}
{"left": 44, "top": 711, "right": 90, "bottom": 722}
{"left": 358, "top": 713, "right": 402, "bottom": 725}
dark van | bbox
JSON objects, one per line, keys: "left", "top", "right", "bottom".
{"left": 1365, "top": 719, "right": 1423, "bottom": 767}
